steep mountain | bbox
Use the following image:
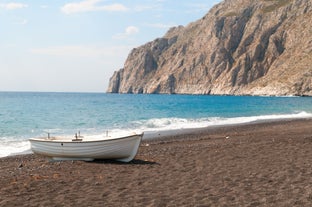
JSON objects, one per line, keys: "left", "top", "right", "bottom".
{"left": 107, "top": 0, "right": 312, "bottom": 96}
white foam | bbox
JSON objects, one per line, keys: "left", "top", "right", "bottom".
{"left": 138, "top": 111, "right": 312, "bottom": 139}
{"left": 135, "top": 111, "right": 312, "bottom": 132}
{"left": 1, "top": 111, "right": 311, "bottom": 157}
{"left": 0, "top": 139, "right": 30, "bottom": 157}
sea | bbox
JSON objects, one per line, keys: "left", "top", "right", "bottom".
{"left": 1, "top": 92, "right": 312, "bottom": 158}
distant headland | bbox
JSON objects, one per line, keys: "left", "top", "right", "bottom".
{"left": 107, "top": 0, "right": 312, "bottom": 96}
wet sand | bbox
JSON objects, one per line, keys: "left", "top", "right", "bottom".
{"left": 1, "top": 118, "right": 312, "bottom": 206}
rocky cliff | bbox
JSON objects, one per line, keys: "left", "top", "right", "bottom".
{"left": 107, "top": 0, "right": 312, "bottom": 96}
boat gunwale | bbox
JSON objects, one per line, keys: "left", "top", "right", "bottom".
{"left": 29, "top": 133, "right": 143, "bottom": 144}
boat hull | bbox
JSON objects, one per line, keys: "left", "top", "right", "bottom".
{"left": 29, "top": 133, "right": 143, "bottom": 162}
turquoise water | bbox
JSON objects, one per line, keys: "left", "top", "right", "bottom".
{"left": 1, "top": 92, "right": 312, "bottom": 157}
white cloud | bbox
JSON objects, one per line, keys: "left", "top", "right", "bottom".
{"left": 125, "top": 26, "right": 139, "bottom": 35}
{"left": 30, "top": 45, "right": 133, "bottom": 58}
{"left": 0, "top": 2, "right": 28, "bottom": 10}
{"left": 61, "top": 0, "right": 128, "bottom": 14}
{"left": 113, "top": 26, "right": 139, "bottom": 39}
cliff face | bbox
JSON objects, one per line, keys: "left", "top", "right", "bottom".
{"left": 107, "top": 0, "right": 312, "bottom": 96}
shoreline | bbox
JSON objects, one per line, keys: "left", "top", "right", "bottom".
{"left": 1, "top": 118, "right": 312, "bottom": 206}
{"left": 1, "top": 110, "right": 312, "bottom": 158}
{"left": 3, "top": 116, "right": 312, "bottom": 158}
{"left": 142, "top": 117, "right": 312, "bottom": 143}
{"left": 142, "top": 116, "right": 312, "bottom": 140}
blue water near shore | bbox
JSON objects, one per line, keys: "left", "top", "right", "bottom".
{"left": 1, "top": 91, "right": 312, "bottom": 157}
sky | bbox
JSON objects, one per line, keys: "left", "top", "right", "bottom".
{"left": 0, "top": 0, "right": 221, "bottom": 92}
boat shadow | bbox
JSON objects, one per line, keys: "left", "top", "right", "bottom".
{"left": 92, "top": 159, "right": 159, "bottom": 165}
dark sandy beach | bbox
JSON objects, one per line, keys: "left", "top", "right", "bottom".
{"left": 1, "top": 119, "right": 312, "bottom": 206}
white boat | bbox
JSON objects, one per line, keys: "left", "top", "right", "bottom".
{"left": 29, "top": 132, "right": 143, "bottom": 162}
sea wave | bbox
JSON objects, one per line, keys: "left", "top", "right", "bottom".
{"left": 0, "top": 138, "right": 31, "bottom": 157}
{"left": 135, "top": 111, "right": 312, "bottom": 132}
{"left": 1, "top": 111, "right": 311, "bottom": 158}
